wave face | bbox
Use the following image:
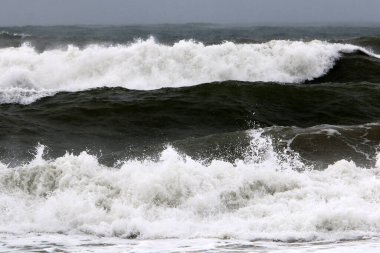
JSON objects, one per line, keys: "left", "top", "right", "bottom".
{"left": 0, "top": 39, "right": 378, "bottom": 104}
{"left": 1, "top": 82, "right": 379, "bottom": 167}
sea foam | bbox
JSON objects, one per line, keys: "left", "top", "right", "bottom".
{"left": 0, "top": 130, "right": 380, "bottom": 242}
{"left": 0, "top": 38, "right": 377, "bottom": 104}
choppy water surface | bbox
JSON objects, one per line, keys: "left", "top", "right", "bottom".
{"left": 1, "top": 25, "right": 380, "bottom": 252}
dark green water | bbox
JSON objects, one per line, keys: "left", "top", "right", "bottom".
{"left": 0, "top": 25, "right": 379, "bottom": 167}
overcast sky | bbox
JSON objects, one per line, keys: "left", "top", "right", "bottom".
{"left": 0, "top": 0, "right": 380, "bottom": 26}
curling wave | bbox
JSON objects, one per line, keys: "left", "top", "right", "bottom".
{"left": 0, "top": 38, "right": 379, "bottom": 104}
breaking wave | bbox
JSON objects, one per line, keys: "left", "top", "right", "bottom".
{"left": 0, "top": 38, "right": 379, "bottom": 104}
{"left": 1, "top": 131, "right": 380, "bottom": 242}
{"left": 0, "top": 31, "right": 30, "bottom": 39}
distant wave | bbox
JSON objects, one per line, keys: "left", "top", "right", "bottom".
{"left": 0, "top": 38, "right": 379, "bottom": 104}
{"left": 0, "top": 31, "right": 30, "bottom": 39}
{"left": 350, "top": 36, "right": 380, "bottom": 53}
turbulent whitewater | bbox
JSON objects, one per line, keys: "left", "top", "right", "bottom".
{"left": 1, "top": 25, "right": 380, "bottom": 252}
{"left": 1, "top": 133, "right": 380, "bottom": 242}
{"left": 0, "top": 38, "right": 378, "bottom": 104}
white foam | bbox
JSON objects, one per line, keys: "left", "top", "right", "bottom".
{"left": 0, "top": 131, "right": 380, "bottom": 242}
{"left": 2, "top": 234, "right": 380, "bottom": 253}
{"left": 0, "top": 31, "right": 30, "bottom": 38}
{"left": 0, "top": 39, "right": 375, "bottom": 104}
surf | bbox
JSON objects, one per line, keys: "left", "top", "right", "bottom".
{"left": 1, "top": 133, "right": 380, "bottom": 242}
{"left": 0, "top": 38, "right": 379, "bottom": 104}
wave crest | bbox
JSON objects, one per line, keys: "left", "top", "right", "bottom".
{"left": 0, "top": 31, "right": 30, "bottom": 39}
{"left": 0, "top": 39, "right": 377, "bottom": 104}
{"left": 1, "top": 131, "right": 380, "bottom": 241}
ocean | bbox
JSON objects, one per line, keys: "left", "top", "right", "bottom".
{"left": 0, "top": 24, "right": 380, "bottom": 252}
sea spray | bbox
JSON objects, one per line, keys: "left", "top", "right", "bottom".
{"left": 1, "top": 132, "right": 380, "bottom": 241}
{"left": 0, "top": 39, "right": 378, "bottom": 104}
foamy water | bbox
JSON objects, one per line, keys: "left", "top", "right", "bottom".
{"left": 0, "top": 38, "right": 377, "bottom": 104}
{"left": 1, "top": 25, "right": 380, "bottom": 253}
{"left": 1, "top": 130, "right": 380, "bottom": 246}
{"left": 2, "top": 234, "right": 380, "bottom": 253}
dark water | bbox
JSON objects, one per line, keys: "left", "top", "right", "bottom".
{"left": 0, "top": 25, "right": 380, "bottom": 168}
{"left": 2, "top": 25, "right": 380, "bottom": 50}
{"left": 2, "top": 26, "right": 380, "bottom": 247}
{"left": 1, "top": 82, "right": 380, "bottom": 167}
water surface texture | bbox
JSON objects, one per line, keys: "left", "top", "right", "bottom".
{"left": 1, "top": 25, "right": 380, "bottom": 252}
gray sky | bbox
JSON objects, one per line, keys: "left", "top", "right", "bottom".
{"left": 0, "top": 0, "right": 380, "bottom": 26}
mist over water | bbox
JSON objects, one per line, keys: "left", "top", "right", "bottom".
{"left": 1, "top": 25, "right": 380, "bottom": 252}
